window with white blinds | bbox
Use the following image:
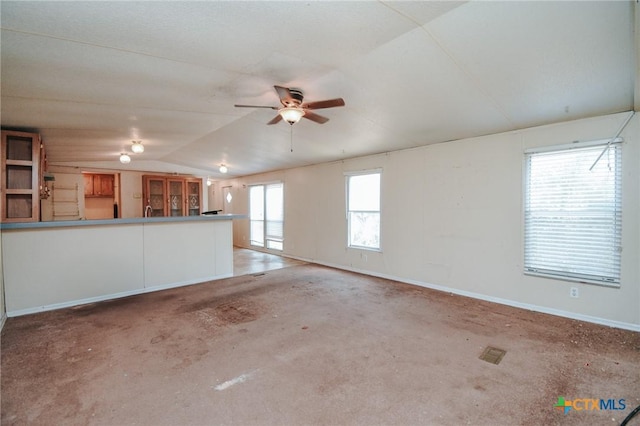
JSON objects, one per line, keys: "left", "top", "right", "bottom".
{"left": 265, "top": 183, "right": 284, "bottom": 250}
{"left": 524, "top": 141, "right": 622, "bottom": 286}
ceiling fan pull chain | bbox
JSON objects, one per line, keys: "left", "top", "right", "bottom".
{"left": 290, "top": 125, "right": 294, "bottom": 152}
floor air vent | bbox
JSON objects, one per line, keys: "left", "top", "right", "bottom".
{"left": 479, "top": 346, "right": 506, "bottom": 365}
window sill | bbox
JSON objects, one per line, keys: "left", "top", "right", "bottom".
{"left": 524, "top": 270, "right": 620, "bottom": 289}
{"left": 348, "top": 245, "right": 382, "bottom": 253}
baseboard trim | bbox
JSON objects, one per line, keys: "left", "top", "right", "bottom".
{"left": 9, "top": 250, "right": 637, "bottom": 332}
{"left": 6, "top": 273, "right": 233, "bottom": 318}
{"left": 287, "top": 257, "right": 640, "bottom": 332}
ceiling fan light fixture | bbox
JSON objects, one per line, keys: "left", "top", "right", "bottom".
{"left": 119, "top": 153, "right": 131, "bottom": 164}
{"left": 131, "top": 140, "right": 144, "bottom": 153}
{"left": 219, "top": 164, "right": 228, "bottom": 174}
{"left": 279, "top": 107, "right": 304, "bottom": 124}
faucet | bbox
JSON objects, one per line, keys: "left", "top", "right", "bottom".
{"left": 144, "top": 203, "right": 153, "bottom": 218}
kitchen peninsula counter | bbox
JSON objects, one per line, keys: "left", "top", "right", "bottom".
{"left": 1, "top": 214, "right": 245, "bottom": 316}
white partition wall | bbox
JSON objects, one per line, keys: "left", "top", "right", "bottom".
{"left": 1, "top": 216, "right": 238, "bottom": 316}
{"left": 143, "top": 220, "right": 232, "bottom": 289}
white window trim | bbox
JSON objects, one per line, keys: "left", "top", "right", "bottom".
{"left": 524, "top": 137, "right": 622, "bottom": 154}
{"left": 345, "top": 169, "right": 382, "bottom": 252}
{"left": 523, "top": 139, "right": 622, "bottom": 287}
{"left": 249, "top": 182, "right": 284, "bottom": 252}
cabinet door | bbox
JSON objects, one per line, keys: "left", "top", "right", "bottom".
{"left": 1, "top": 130, "right": 40, "bottom": 222}
{"left": 84, "top": 174, "right": 115, "bottom": 197}
{"left": 167, "top": 178, "right": 185, "bottom": 216}
{"left": 186, "top": 179, "right": 202, "bottom": 216}
{"left": 83, "top": 174, "right": 94, "bottom": 196}
{"left": 144, "top": 176, "right": 166, "bottom": 217}
{"left": 96, "top": 174, "right": 114, "bottom": 196}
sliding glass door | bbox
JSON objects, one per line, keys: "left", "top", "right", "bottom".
{"left": 249, "top": 183, "right": 283, "bottom": 251}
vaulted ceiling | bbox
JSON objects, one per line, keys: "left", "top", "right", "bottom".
{"left": 1, "top": 1, "right": 637, "bottom": 179}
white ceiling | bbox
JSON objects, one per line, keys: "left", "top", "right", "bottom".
{"left": 1, "top": 1, "right": 636, "bottom": 179}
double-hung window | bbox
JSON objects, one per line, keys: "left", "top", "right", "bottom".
{"left": 524, "top": 140, "right": 622, "bottom": 286}
{"left": 249, "top": 182, "right": 284, "bottom": 251}
{"left": 346, "top": 170, "right": 381, "bottom": 250}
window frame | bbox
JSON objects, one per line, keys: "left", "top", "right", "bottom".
{"left": 249, "top": 182, "right": 284, "bottom": 251}
{"left": 523, "top": 139, "right": 622, "bottom": 287}
{"left": 345, "top": 169, "right": 382, "bottom": 251}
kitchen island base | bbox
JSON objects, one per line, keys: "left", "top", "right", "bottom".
{"left": 1, "top": 216, "right": 239, "bottom": 316}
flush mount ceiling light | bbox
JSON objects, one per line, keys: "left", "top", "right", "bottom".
{"left": 279, "top": 107, "right": 304, "bottom": 125}
{"left": 219, "top": 164, "right": 228, "bottom": 174}
{"left": 119, "top": 153, "right": 131, "bottom": 164}
{"left": 131, "top": 140, "right": 144, "bottom": 154}
{"left": 206, "top": 178, "right": 212, "bottom": 187}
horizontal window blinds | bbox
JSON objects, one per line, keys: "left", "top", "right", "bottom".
{"left": 265, "top": 183, "right": 283, "bottom": 242}
{"left": 524, "top": 143, "right": 621, "bottom": 285}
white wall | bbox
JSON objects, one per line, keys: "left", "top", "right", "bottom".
{"left": 85, "top": 197, "right": 115, "bottom": 220}
{"left": 223, "top": 112, "right": 640, "bottom": 330}
{"left": 120, "top": 170, "right": 145, "bottom": 218}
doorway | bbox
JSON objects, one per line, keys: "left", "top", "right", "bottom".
{"left": 83, "top": 172, "right": 119, "bottom": 219}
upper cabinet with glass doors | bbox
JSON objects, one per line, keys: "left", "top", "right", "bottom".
{"left": 142, "top": 175, "right": 202, "bottom": 217}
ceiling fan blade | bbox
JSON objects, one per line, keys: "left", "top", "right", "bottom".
{"left": 234, "top": 104, "right": 278, "bottom": 109}
{"left": 302, "top": 98, "right": 345, "bottom": 110}
{"left": 267, "top": 114, "right": 283, "bottom": 125}
{"left": 302, "top": 111, "right": 329, "bottom": 124}
{"left": 274, "top": 85, "right": 293, "bottom": 102}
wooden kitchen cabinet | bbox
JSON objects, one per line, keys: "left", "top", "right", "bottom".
{"left": 84, "top": 173, "right": 114, "bottom": 197}
{"left": 142, "top": 175, "right": 202, "bottom": 217}
{"left": 1, "top": 130, "right": 41, "bottom": 222}
{"left": 186, "top": 179, "right": 202, "bottom": 216}
{"left": 144, "top": 176, "right": 167, "bottom": 217}
{"left": 167, "top": 178, "right": 185, "bottom": 217}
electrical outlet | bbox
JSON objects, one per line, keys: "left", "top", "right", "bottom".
{"left": 570, "top": 287, "right": 579, "bottom": 298}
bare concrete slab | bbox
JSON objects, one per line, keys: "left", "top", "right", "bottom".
{"left": 2, "top": 264, "right": 639, "bottom": 425}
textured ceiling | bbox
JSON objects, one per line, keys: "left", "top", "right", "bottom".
{"left": 1, "top": 1, "right": 636, "bottom": 179}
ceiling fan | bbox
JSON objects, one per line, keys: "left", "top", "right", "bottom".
{"left": 235, "top": 85, "right": 345, "bottom": 125}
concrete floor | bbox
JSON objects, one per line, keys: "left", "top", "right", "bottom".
{"left": 1, "top": 256, "right": 639, "bottom": 425}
